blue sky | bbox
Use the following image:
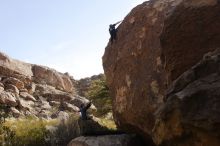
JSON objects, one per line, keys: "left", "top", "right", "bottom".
{"left": 0, "top": 0, "right": 146, "bottom": 79}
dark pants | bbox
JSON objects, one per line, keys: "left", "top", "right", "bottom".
{"left": 110, "top": 30, "right": 117, "bottom": 43}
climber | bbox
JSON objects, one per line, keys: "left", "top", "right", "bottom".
{"left": 109, "top": 20, "right": 122, "bottom": 43}
{"left": 79, "top": 101, "right": 92, "bottom": 120}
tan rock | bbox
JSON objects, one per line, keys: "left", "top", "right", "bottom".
{"left": 103, "top": 0, "right": 220, "bottom": 144}
{"left": 32, "top": 65, "right": 75, "bottom": 93}
{"left": 20, "top": 92, "right": 36, "bottom": 102}
{"left": 0, "top": 87, "right": 4, "bottom": 92}
{"left": 0, "top": 82, "right": 4, "bottom": 88}
{"left": 10, "top": 107, "right": 21, "bottom": 118}
{"left": 152, "top": 50, "right": 220, "bottom": 146}
{"left": 5, "top": 84, "right": 19, "bottom": 96}
{"left": 0, "top": 91, "right": 17, "bottom": 107}
{"left": 3, "top": 77, "right": 24, "bottom": 90}
{"left": 0, "top": 82, "right": 4, "bottom": 92}
{"left": 19, "top": 88, "right": 28, "bottom": 93}
{"left": 0, "top": 52, "right": 33, "bottom": 77}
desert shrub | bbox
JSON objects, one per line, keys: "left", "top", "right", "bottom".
{"left": 0, "top": 117, "right": 57, "bottom": 146}
{"left": 97, "top": 117, "right": 116, "bottom": 130}
{"left": 85, "top": 75, "right": 112, "bottom": 117}
{"left": 48, "top": 114, "right": 80, "bottom": 146}
{"left": 48, "top": 114, "right": 117, "bottom": 145}
{"left": 0, "top": 114, "right": 117, "bottom": 146}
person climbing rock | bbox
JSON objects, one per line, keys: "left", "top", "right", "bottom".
{"left": 109, "top": 21, "right": 122, "bottom": 43}
{"left": 79, "top": 101, "right": 92, "bottom": 120}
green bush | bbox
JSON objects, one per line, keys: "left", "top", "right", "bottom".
{"left": 0, "top": 118, "right": 57, "bottom": 146}
{"left": 85, "top": 75, "right": 112, "bottom": 117}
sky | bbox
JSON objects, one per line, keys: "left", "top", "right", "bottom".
{"left": 0, "top": 0, "right": 146, "bottom": 79}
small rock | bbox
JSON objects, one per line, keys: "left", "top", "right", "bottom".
{"left": 0, "top": 86, "right": 4, "bottom": 92}
{"left": 0, "top": 82, "right": 4, "bottom": 88}
{"left": 0, "top": 91, "right": 17, "bottom": 107}
{"left": 3, "top": 77, "right": 24, "bottom": 90}
{"left": 20, "top": 92, "right": 36, "bottom": 102}
{"left": 49, "top": 101, "right": 60, "bottom": 106}
{"left": 63, "top": 102, "right": 79, "bottom": 112}
{"left": 57, "top": 111, "right": 69, "bottom": 124}
{"left": 10, "top": 107, "right": 21, "bottom": 118}
{"left": 17, "top": 97, "right": 34, "bottom": 111}
{"left": 5, "top": 84, "right": 19, "bottom": 96}
{"left": 38, "top": 110, "right": 51, "bottom": 120}
{"left": 20, "top": 88, "right": 28, "bottom": 93}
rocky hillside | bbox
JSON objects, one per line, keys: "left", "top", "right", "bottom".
{"left": 76, "top": 74, "right": 104, "bottom": 97}
{"left": 103, "top": 0, "right": 220, "bottom": 146}
{"left": 0, "top": 52, "right": 93, "bottom": 119}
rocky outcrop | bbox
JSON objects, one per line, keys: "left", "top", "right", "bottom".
{"left": 152, "top": 49, "right": 220, "bottom": 146}
{"left": 50, "top": 117, "right": 122, "bottom": 146}
{"left": 0, "top": 52, "right": 75, "bottom": 94}
{"left": 0, "top": 52, "right": 33, "bottom": 77}
{"left": 103, "top": 0, "right": 220, "bottom": 145}
{"left": 0, "top": 52, "right": 93, "bottom": 119}
{"left": 32, "top": 65, "right": 75, "bottom": 93}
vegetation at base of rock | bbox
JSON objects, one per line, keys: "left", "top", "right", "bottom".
{"left": 85, "top": 75, "right": 112, "bottom": 117}
{"left": 48, "top": 114, "right": 80, "bottom": 146}
{"left": 0, "top": 117, "right": 57, "bottom": 146}
{"left": 97, "top": 117, "right": 117, "bottom": 130}
{"left": 0, "top": 113, "right": 117, "bottom": 146}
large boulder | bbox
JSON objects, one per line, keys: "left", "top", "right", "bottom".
{"left": 103, "top": 0, "right": 220, "bottom": 143}
{"left": 32, "top": 65, "right": 75, "bottom": 93}
{"left": 0, "top": 52, "right": 33, "bottom": 77}
{"left": 68, "top": 134, "right": 144, "bottom": 146}
{"left": 152, "top": 49, "right": 220, "bottom": 146}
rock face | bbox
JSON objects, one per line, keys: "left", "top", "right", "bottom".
{"left": 0, "top": 52, "right": 92, "bottom": 119}
{"left": 0, "top": 52, "right": 33, "bottom": 77}
{"left": 152, "top": 49, "right": 220, "bottom": 146}
{"left": 32, "top": 65, "right": 74, "bottom": 93}
{"left": 103, "top": 0, "right": 220, "bottom": 145}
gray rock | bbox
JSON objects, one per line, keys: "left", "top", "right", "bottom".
{"left": 63, "top": 102, "right": 79, "bottom": 112}
{"left": 17, "top": 97, "right": 34, "bottom": 111}
{"left": 57, "top": 111, "right": 69, "bottom": 124}
{"left": 68, "top": 134, "right": 143, "bottom": 146}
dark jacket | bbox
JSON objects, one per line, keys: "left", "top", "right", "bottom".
{"left": 79, "top": 102, "right": 91, "bottom": 120}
